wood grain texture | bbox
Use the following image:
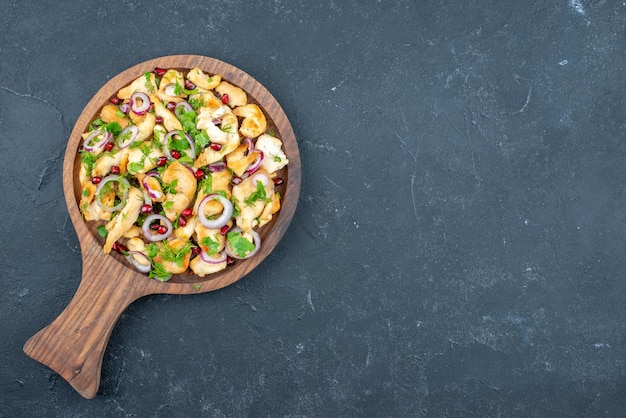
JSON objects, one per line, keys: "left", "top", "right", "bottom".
{"left": 23, "top": 55, "right": 301, "bottom": 399}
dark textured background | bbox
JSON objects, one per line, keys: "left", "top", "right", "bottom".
{"left": 2, "top": 0, "right": 626, "bottom": 416}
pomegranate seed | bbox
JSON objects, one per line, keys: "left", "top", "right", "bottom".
{"left": 109, "top": 96, "right": 121, "bottom": 105}
{"left": 140, "top": 204, "right": 153, "bottom": 215}
{"left": 273, "top": 177, "right": 284, "bottom": 186}
{"left": 221, "top": 93, "right": 229, "bottom": 104}
{"left": 154, "top": 67, "right": 166, "bottom": 76}
{"left": 150, "top": 223, "right": 161, "bottom": 231}
{"left": 110, "top": 166, "right": 120, "bottom": 175}
{"left": 115, "top": 243, "right": 128, "bottom": 254}
{"left": 166, "top": 101, "right": 176, "bottom": 111}
{"left": 158, "top": 225, "right": 168, "bottom": 234}
{"left": 178, "top": 216, "right": 187, "bottom": 227}
{"left": 194, "top": 168, "right": 205, "bottom": 180}
{"left": 171, "top": 150, "right": 181, "bottom": 159}
{"left": 92, "top": 176, "right": 102, "bottom": 185}
{"left": 155, "top": 116, "right": 164, "bottom": 125}
{"left": 191, "top": 246, "right": 201, "bottom": 256}
{"left": 104, "top": 142, "right": 114, "bottom": 151}
{"left": 220, "top": 225, "right": 230, "bottom": 235}
{"left": 209, "top": 143, "right": 222, "bottom": 151}
{"left": 111, "top": 242, "right": 119, "bottom": 251}
{"left": 156, "top": 156, "right": 167, "bottom": 167}
{"left": 185, "top": 79, "right": 195, "bottom": 90}
{"left": 226, "top": 256, "right": 235, "bottom": 266}
{"left": 181, "top": 208, "right": 193, "bottom": 218}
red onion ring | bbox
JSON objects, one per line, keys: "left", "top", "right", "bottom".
{"left": 95, "top": 175, "right": 130, "bottom": 212}
{"left": 225, "top": 228, "right": 261, "bottom": 260}
{"left": 130, "top": 92, "right": 151, "bottom": 115}
{"left": 141, "top": 172, "right": 163, "bottom": 199}
{"left": 245, "top": 151, "right": 264, "bottom": 175}
{"left": 197, "top": 194, "right": 233, "bottom": 229}
{"left": 212, "top": 118, "right": 222, "bottom": 125}
{"left": 83, "top": 128, "right": 111, "bottom": 151}
{"left": 207, "top": 162, "right": 227, "bottom": 172}
{"left": 142, "top": 214, "right": 173, "bottom": 241}
{"left": 243, "top": 137, "right": 254, "bottom": 154}
{"left": 175, "top": 101, "right": 193, "bottom": 116}
{"left": 119, "top": 102, "right": 130, "bottom": 114}
{"left": 142, "top": 189, "right": 153, "bottom": 206}
{"left": 116, "top": 125, "right": 139, "bottom": 148}
{"left": 250, "top": 173, "right": 269, "bottom": 187}
{"left": 200, "top": 249, "right": 227, "bottom": 264}
{"left": 125, "top": 251, "right": 151, "bottom": 273}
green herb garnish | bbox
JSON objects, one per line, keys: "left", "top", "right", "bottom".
{"left": 244, "top": 181, "right": 271, "bottom": 206}
{"left": 97, "top": 225, "right": 108, "bottom": 238}
{"left": 201, "top": 234, "right": 221, "bottom": 255}
{"left": 226, "top": 231, "right": 256, "bottom": 258}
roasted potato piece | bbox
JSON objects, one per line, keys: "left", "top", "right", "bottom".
{"left": 233, "top": 104, "right": 267, "bottom": 138}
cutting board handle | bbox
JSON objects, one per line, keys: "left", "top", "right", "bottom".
{"left": 23, "top": 247, "right": 150, "bottom": 399}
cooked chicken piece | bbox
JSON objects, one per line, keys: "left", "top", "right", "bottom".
{"left": 189, "top": 254, "right": 227, "bottom": 277}
{"left": 194, "top": 223, "right": 226, "bottom": 255}
{"left": 103, "top": 187, "right": 144, "bottom": 253}
{"left": 194, "top": 94, "right": 230, "bottom": 119}
{"left": 117, "top": 73, "right": 157, "bottom": 100}
{"left": 231, "top": 170, "right": 275, "bottom": 232}
{"left": 186, "top": 68, "right": 221, "bottom": 90}
{"left": 174, "top": 216, "right": 196, "bottom": 241}
{"left": 153, "top": 238, "right": 192, "bottom": 275}
{"left": 123, "top": 226, "right": 143, "bottom": 239}
{"left": 128, "top": 112, "right": 156, "bottom": 143}
{"left": 127, "top": 141, "right": 165, "bottom": 175}
{"left": 233, "top": 104, "right": 267, "bottom": 138}
{"left": 156, "top": 69, "right": 186, "bottom": 103}
{"left": 151, "top": 95, "right": 183, "bottom": 131}
{"left": 215, "top": 81, "right": 247, "bottom": 107}
{"left": 100, "top": 104, "right": 130, "bottom": 128}
{"left": 257, "top": 193, "right": 281, "bottom": 228}
{"left": 80, "top": 182, "right": 114, "bottom": 222}
{"left": 93, "top": 149, "right": 129, "bottom": 178}
{"left": 226, "top": 144, "right": 257, "bottom": 177}
{"left": 79, "top": 164, "right": 90, "bottom": 189}
{"left": 161, "top": 161, "right": 197, "bottom": 221}
{"left": 194, "top": 137, "right": 239, "bottom": 168}
{"left": 255, "top": 134, "right": 289, "bottom": 173}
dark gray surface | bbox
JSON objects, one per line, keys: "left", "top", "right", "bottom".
{"left": 2, "top": 0, "right": 626, "bottom": 416}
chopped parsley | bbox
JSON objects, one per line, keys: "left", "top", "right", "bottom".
{"left": 221, "top": 124, "right": 233, "bottom": 133}
{"left": 162, "top": 179, "right": 178, "bottom": 195}
{"left": 227, "top": 231, "right": 256, "bottom": 258}
{"left": 149, "top": 262, "right": 171, "bottom": 282}
{"left": 201, "top": 234, "right": 221, "bottom": 255}
{"left": 274, "top": 155, "right": 282, "bottom": 162}
{"left": 199, "top": 175, "right": 213, "bottom": 194}
{"left": 189, "top": 97, "right": 202, "bottom": 110}
{"left": 159, "top": 240, "right": 192, "bottom": 268}
{"left": 173, "top": 79, "right": 182, "bottom": 96}
{"left": 80, "top": 151, "right": 98, "bottom": 176}
{"left": 244, "top": 180, "right": 271, "bottom": 206}
{"left": 97, "top": 225, "right": 108, "bottom": 238}
{"left": 105, "top": 122, "right": 122, "bottom": 136}
{"left": 144, "top": 72, "right": 155, "bottom": 93}
{"left": 194, "top": 130, "right": 210, "bottom": 154}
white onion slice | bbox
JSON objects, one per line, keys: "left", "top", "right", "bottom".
{"left": 225, "top": 228, "right": 261, "bottom": 260}
{"left": 197, "top": 194, "right": 233, "bottom": 229}
{"left": 130, "top": 92, "right": 151, "bottom": 115}
{"left": 95, "top": 175, "right": 131, "bottom": 212}
{"left": 125, "top": 251, "right": 151, "bottom": 273}
{"left": 141, "top": 214, "right": 173, "bottom": 241}
{"left": 200, "top": 249, "right": 227, "bottom": 264}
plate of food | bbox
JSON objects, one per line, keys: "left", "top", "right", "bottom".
{"left": 23, "top": 55, "right": 301, "bottom": 398}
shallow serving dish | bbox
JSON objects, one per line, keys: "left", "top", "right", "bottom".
{"left": 23, "top": 55, "right": 301, "bottom": 399}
